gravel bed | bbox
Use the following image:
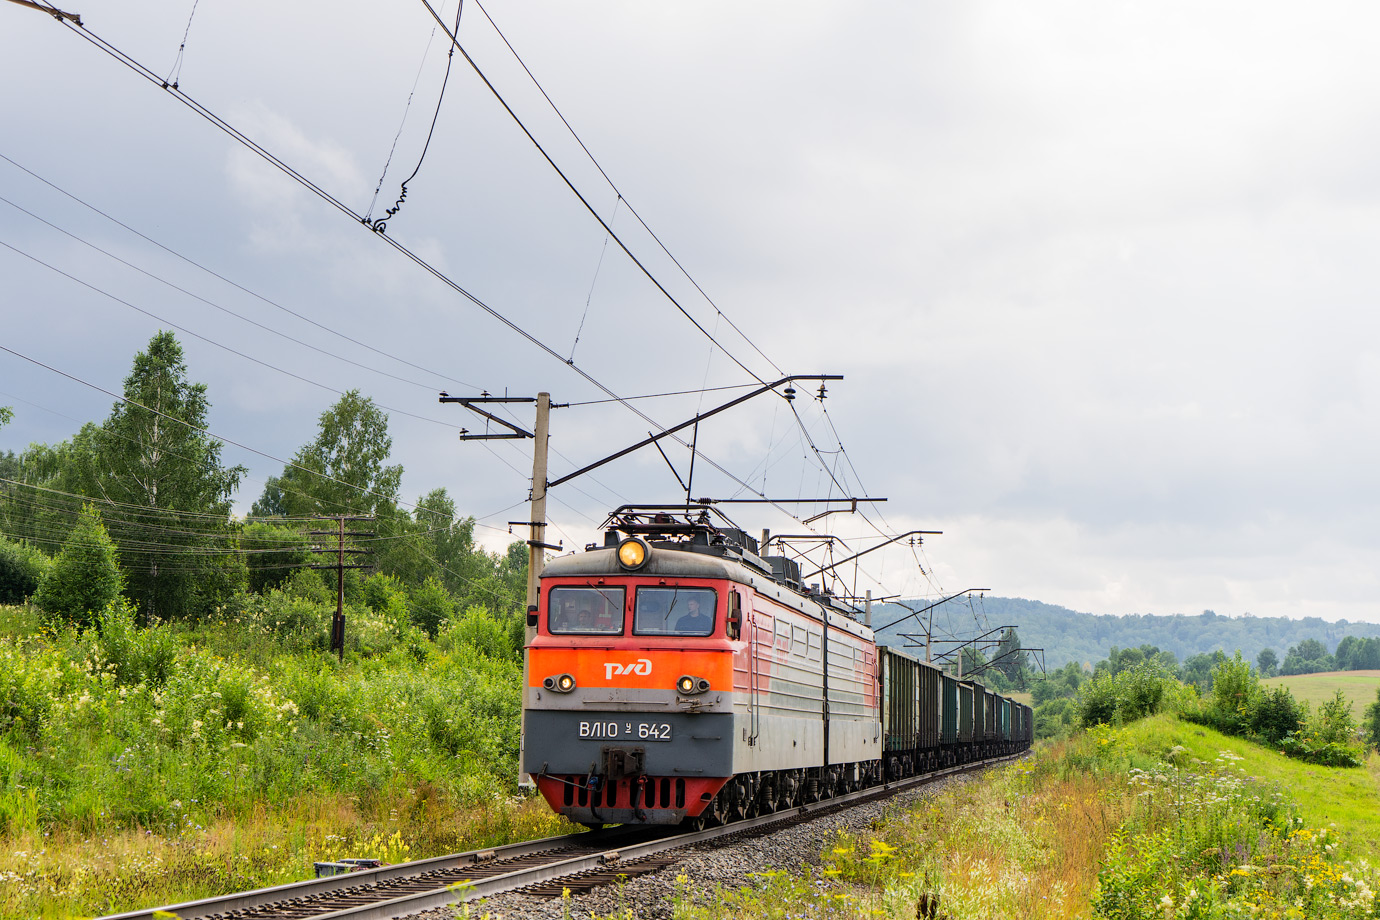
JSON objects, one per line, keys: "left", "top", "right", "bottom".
{"left": 411, "top": 769, "right": 983, "bottom": 920}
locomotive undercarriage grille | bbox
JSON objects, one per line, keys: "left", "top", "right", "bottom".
{"left": 560, "top": 775, "right": 687, "bottom": 810}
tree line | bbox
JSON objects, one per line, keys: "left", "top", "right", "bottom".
{"left": 915, "top": 596, "right": 1380, "bottom": 673}
{"left": 0, "top": 331, "right": 527, "bottom": 636}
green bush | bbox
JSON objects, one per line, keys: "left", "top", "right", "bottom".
{"left": 154, "top": 648, "right": 299, "bottom": 748}
{"left": 362, "top": 573, "right": 407, "bottom": 615}
{"left": 1365, "top": 686, "right": 1380, "bottom": 751}
{"left": 1274, "top": 692, "right": 1364, "bottom": 767}
{"left": 90, "top": 599, "right": 178, "bottom": 687}
{"left": 32, "top": 505, "right": 124, "bottom": 627}
{"left": 262, "top": 590, "right": 331, "bottom": 642}
{"left": 0, "top": 537, "right": 50, "bottom": 604}
{"left": 1077, "top": 661, "right": 1179, "bottom": 727}
{"left": 439, "top": 605, "right": 513, "bottom": 661}
{"left": 1180, "top": 658, "right": 1363, "bottom": 768}
{"left": 1248, "top": 685, "right": 1303, "bottom": 746}
{"left": 284, "top": 568, "right": 334, "bottom": 606}
{"left": 0, "top": 639, "right": 59, "bottom": 741}
{"left": 1278, "top": 733, "right": 1363, "bottom": 768}
{"left": 407, "top": 576, "right": 455, "bottom": 638}
{"left": 1034, "top": 697, "right": 1076, "bottom": 740}
{"left": 1311, "top": 689, "right": 1358, "bottom": 746}
{"left": 1204, "top": 651, "right": 1258, "bottom": 735}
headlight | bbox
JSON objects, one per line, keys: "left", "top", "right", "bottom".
{"left": 617, "top": 536, "right": 650, "bottom": 570}
{"left": 544, "top": 673, "right": 577, "bottom": 693}
{"left": 676, "top": 675, "right": 711, "bottom": 695}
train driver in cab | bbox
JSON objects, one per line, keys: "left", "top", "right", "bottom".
{"left": 675, "top": 595, "right": 712, "bottom": 635}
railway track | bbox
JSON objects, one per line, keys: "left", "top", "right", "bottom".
{"left": 100, "top": 753, "right": 1023, "bottom": 920}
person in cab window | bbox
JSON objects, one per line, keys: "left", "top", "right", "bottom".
{"left": 577, "top": 607, "right": 594, "bottom": 630}
{"left": 553, "top": 601, "right": 577, "bottom": 630}
{"left": 675, "top": 596, "right": 711, "bottom": 634}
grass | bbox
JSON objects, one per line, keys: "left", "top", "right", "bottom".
{"left": 666, "top": 714, "right": 1380, "bottom": 920}
{"left": 1, "top": 791, "right": 571, "bottom": 919}
{"left": 0, "top": 600, "right": 575, "bottom": 919}
{"left": 1115, "top": 713, "right": 1380, "bottom": 862}
{"left": 670, "top": 739, "right": 1127, "bottom": 920}
{"left": 1264, "top": 669, "right": 1380, "bottom": 714}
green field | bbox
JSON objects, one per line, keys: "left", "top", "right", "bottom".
{"left": 1123, "top": 713, "right": 1380, "bottom": 861}
{"left": 1263, "top": 669, "right": 1380, "bottom": 715}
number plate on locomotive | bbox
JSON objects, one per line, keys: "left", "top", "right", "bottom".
{"left": 578, "top": 720, "right": 672, "bottom": 741}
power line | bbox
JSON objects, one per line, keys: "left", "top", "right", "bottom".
{"left": 16, "top": 13, "right": 943, "bottom": 608}
{"left": 0, "top": 194, "right": 446, "bottom": 391}
{"left": 562, "top": 382, "right": 758, "bottom": 407}
{"left": 413, "top": 0, "right": 775, "bottom": 387}
{"left": 31, "top": 16, "right": 830, "bottom": 528}
{"left": 0, "top": 237, "right": 461, "bottom": 431}
{"left": 365, "top": 0, "right": 464, "bottom": 233}
{"left": 0, "top": 342, "right": 409, "bottom": 518}
{"left": 465, "top": 0, "right": 785, "bottom": 379}
{"left": 0, "top": 151, "right": 475, "bottom": 392}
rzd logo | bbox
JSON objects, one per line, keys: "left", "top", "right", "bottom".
{"left": 604, "top": 658, "right": 652, "bottom": 679}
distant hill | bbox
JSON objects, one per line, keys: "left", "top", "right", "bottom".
{"left": 870, "top": 596, "right": 1380, "bottom": 672}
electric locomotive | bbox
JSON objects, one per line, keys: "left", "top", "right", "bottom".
{"left": 521, "top": 504, "right": 1033, "bottom": 828}
{"left": 522, "top": 505, "right": 882, "bottom": 827}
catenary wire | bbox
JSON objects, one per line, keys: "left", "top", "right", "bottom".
{"left": 413, "top": 0, "right": 774, "bottom": 387}
{"left": 36, "top": 16, "right": 821, "bottom": 527}
{"left": 465, "top": 0, "right": 785, "bottom": 379}
{"left": 21, "top": 9, "right": 949, "bottom": 614}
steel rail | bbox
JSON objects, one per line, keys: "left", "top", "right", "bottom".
{"left": 95, "top": 824, "right": 657, "bottom": 920}
{"left": 104, "top": 751, "right": 1024, "bottom": 920}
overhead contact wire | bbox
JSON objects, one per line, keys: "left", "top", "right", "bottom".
{"left": 467, "top": 0, "right": 785, "bottom": 378}
{"left": 37, "top": 15, "right": 820, "bottom": 529}
{"left": 414, "top": 0, "right": 773, "bottom": 387}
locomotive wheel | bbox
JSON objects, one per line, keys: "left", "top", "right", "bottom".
{"left": 756, "top": 776, "right": 778, "bottom": 815}
{"left": 735, "top": 775, "right": 759, "bottom": 821}
{"left": 702, "top": 789, "right": 728, "bottom": 827}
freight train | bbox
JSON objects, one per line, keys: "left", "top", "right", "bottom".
{"left": 521, "top": 505, "right": 1031, "bottom": 828}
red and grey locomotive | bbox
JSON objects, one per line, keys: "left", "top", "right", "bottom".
{"left": 521, "top": 505, "right": 1030, "bottom": 828}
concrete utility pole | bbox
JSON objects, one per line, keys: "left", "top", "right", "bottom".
{"left": 518, "top": 393, "right": 551, "bottom": 788}
{"left": 438, "top": 391, "right": 554, "bottom": 788}
{"left": 525, "top": 392, "right": 551, "bottom": 614}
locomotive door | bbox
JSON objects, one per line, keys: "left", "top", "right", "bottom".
{"left": 742, "top": 590, "right": 760, "bottom": 745}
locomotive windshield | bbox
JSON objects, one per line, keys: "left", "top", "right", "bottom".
{"left": 547, "top": 586, "right": 625, "bottom": 635}
{"left": 633, "top": 586, "right": 717, "bottom": 637}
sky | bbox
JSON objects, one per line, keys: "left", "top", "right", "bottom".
{"left": 3, "top": 1, "right": 1379, "bottom": 625}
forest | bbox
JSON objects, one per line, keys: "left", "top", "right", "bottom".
{"left": 873, "top": 595, "right": 1380, "bottom": 675}
{"left": 0, "top": 331, "right": 529, "bottom": 637}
